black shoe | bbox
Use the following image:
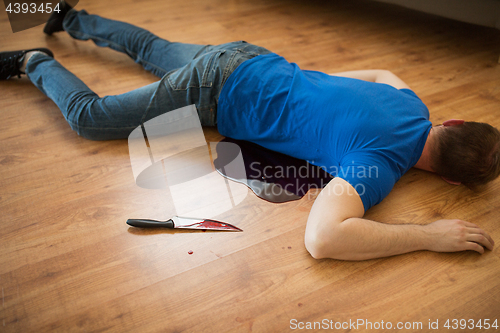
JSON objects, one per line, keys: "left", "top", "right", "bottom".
{"left": 0, "top": 48, "right": 54, "bottom": 80}
{"left": 43, "top": 1, "right": 73, "bottom": 35}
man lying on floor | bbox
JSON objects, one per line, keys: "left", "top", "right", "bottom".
{"left": 1, "top": 2, "right": 498, "bottom": 260}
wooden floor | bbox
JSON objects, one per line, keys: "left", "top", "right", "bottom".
{"left": 1, "top": 0, "right": 500, "bottom": 332}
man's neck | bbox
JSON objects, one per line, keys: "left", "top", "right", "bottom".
{"left": 414, "top": 127, "right": 437, "bottom": 172}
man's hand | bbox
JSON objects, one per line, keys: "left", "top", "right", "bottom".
{"left": 423, "top": 219, "right": 495, "bottom": 254}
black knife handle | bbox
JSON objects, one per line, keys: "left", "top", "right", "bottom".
{"left": 126, "top": 219, "right": 174, "bottom": 228}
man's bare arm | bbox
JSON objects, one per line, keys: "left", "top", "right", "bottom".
{"left": 329, "top": 69, "right": 410, "bottom": 90}
{"left": 304, "top": 178, "right": 495, "bottom": 261}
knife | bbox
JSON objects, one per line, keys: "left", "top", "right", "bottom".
{"left": 126, "top": 216, "right": 243, "bottom": 231}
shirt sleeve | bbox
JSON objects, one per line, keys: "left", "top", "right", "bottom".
{"left": 335, "top": 153, "right": 398, "bottom": 211}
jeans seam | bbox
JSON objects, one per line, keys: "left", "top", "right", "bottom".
{"left": 201, "top": 51, "right": 222, "bottom": 87}
{"left": 224, "top": 51, "right": 239, "bottom": 82}
{"left": 166, "top": 50, "right": 224, "bottom": 91}
{"left": 65, "top": 114, "right": 139, "bottom": 131}
{"left": 140, "top": 79, "right": 165, "bottom": 123}
{"left": 62, "top": 96, "right": 145, "bottom": 132}
{"left": 66, "top": 29, "right": 168, "bottom": 76}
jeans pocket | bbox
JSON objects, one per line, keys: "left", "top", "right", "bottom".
{"left": 167, "top": 50, "right": 226, "bottom": 90}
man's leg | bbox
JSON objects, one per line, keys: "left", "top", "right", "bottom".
{"left": 62, "top": 9, "right": 209, "bottom": 78}
{"left": 25, "top": 52, "right": 164, "bottom": 140}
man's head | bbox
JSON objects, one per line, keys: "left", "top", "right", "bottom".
{"left": 431, "top": 121, "right": 500, "bottom": 187}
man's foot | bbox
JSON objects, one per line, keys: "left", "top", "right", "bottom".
{"left": 0, "top": 48, "right": 54, "bottom": 80}
{"left": 43, "top": 1, "right": 73, "bottom": 35}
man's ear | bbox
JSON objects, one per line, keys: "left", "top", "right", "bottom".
{"left": 441, "top": 176, "right": 461, "bottom": 186}
{"left": 442, "top": 119, "right": 465, "bottom": 127}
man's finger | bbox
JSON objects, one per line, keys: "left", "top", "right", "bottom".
{"left": 461, "top": 220, "right": 480, "bottom": 228}
{"left": 466, "top": 227, "right": 495, "bottom": 248}
{"left": 466, "top": 242, "right": 485, "bottom": 254}
{"left": 481, "top": 231, "right": 495, "bottom": 247}
{"left": 467, "top": 234, "right": 494, "bottom": 251}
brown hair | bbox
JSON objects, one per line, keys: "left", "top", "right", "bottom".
{"left": 432, "top": 122, "right": 500, "bottom": 187}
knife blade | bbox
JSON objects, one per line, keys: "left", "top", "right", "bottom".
{"left": 126, "top": 216, "right": 243, "bottom": 231}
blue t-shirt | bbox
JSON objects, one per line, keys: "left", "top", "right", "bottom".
{"left": 217, "top": 53, "right": 432, "bottom": 211}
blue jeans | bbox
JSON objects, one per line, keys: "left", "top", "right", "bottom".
{"left": 25, "top": 9, "right": 271, "bottom": 140}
